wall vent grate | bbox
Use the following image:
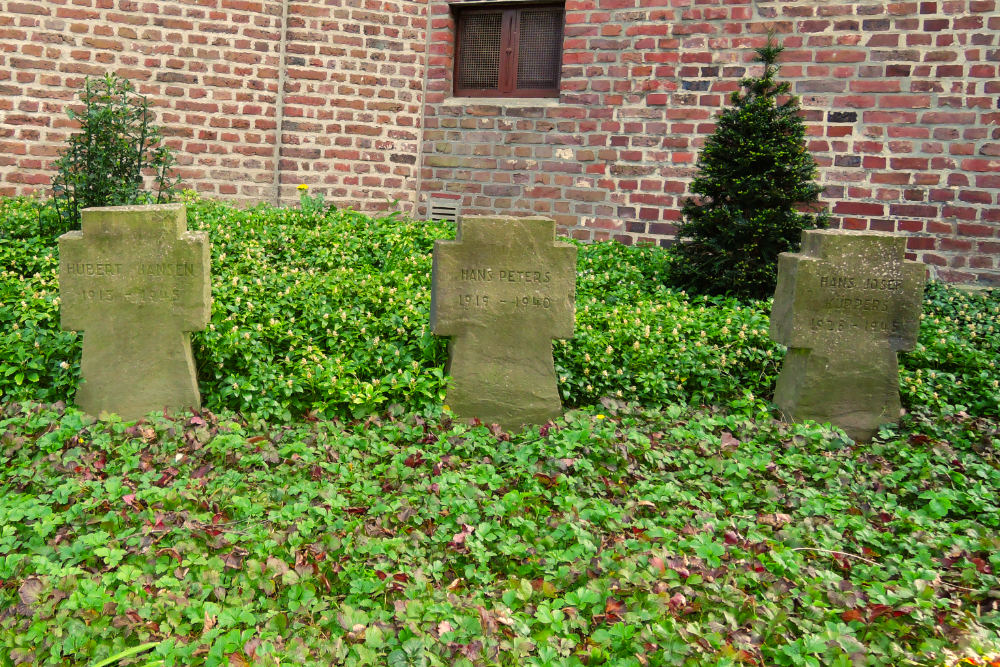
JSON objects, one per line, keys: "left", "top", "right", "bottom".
{"left": 429, "top": 202, "right": 460, "bottom": 224}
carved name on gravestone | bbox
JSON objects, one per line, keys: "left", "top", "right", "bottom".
{"left": 770, "top": 229, "right": 924, "bottom": 441}
{"left": 59, "top": 204, "right": 211, "bottom": 420}
{"left": 431, "top": 216, "right": 576, "bottom": 430}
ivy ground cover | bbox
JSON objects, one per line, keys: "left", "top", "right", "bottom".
{"left": 1, "top": 196, "right": 999, "bottom": 665}
{"left": 1, "top": 403, "right": 998, "bottom": 666}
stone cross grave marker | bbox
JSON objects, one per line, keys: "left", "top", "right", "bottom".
{"left": 770, "top": 229, "right": 924, "bottom": 441}
{"left": 59, "top": 204, "right": 211, "bottom": 420}
{"left": 431, "top": 216, "right": 576, "bottom": 430}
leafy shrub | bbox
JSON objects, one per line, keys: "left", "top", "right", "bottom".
{"left": 185, "top": 195, "right": 452, "bottom": 421}
{"left": 899, "top": 283, "right": 1000, "bottom": 416}
{"left": 667, "top": 37, "right": 827, "bottom": 300}
{"left": 0, "top": 199, "right": 80, "bottom": 400}
{"left": 1, "top": 195, "right": 998, "bottom": 422}
{"left": 48, "top": 73, "right": 178, "bottom": 235}
{"left": 560, "top": 241, "right": 781, "bottom": 408}
{"left": 0, "top": 196, "right": 782, "bottom": 419}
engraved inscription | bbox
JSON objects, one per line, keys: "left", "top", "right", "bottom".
{"left": 863, "top": 277, "right": 902, "bottom": 291}
{"left": 459, "top": 267, "right": 552, "bottom": 283}
{"left": 820, "top": 275, "right": 903, "bottom": 293}
{"left": 67, "top": 261, "right": 194, "bottom": 279}
{"left": 511, "top": 295, "right": 552, "bottom": 309}
{"left": 66, "top": 262, "right": 124, "bottom": 276}
{"left": 137, "top": 262, "right": 196, "bottom": 276}
{"left": 822, "top": 296, "right": 890, "bottom": 312}
{"left": 65, "top": 259, "right": 195, "bottom": 305}
{"left": 459, "top": 294, "right": 553, "bottom": 310}
{"left": 79, "top": 288, "right": 115, "bottom": 302}
{"left": 459, "top": 294, "right": 490, "bottom": 309}
{"left": 124, "top": 286, "right": 182, "bottom": 304}
{"left": 813, "top": 273, "right": 905, "bottom": 333}
{"left": 456, "top": 265, "right": 558, "bottom": 313}
{"left": 809, "top": 317, "right": 902, "bottom": 333}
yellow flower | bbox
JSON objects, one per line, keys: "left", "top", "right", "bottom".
{"left": 595, "top": 414, "right": 605, "bottom": 420}
{"left": 297, "top": 184, "right": 308, "bottom": 191}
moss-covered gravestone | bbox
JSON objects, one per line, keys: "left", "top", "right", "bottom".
{"left": 770, "top": 229, "right": 924, "bottom": 441}
{"left": 431, "top": 216, "right": 576, "bottom": 430}
{"left": 59, "top": 204, "right": 211, "bottom": 420}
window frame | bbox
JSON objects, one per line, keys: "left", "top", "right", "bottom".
{"left": 452, "top": 1, "right": 565, "bottom": 99}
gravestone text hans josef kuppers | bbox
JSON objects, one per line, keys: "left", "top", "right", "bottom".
{"left": 770, "top": 229, "right": 924, "bottom": 441}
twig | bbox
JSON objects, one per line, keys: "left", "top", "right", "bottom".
{"left": 938, "top": 581, "right": 980, "bottom": 593}
{"left": 794, "top": 549, "right": 982, "bottom": 593}
{"left": 790, "top": 547, "right": 879, "bottom": 565}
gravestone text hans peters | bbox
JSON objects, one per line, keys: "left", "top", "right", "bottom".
{"left": 431, "top": 216, "right": 576, "bottom": 430}
{"left": 59, "top": 204, "right": 211, "bottom": 420}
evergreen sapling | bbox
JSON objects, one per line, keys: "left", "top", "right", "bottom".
{"left": 667, "top": 37, "right": 827, "bottom": 300}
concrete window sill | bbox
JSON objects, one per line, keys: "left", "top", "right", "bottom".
{"left": 440, "top": 98, "right": 562, "bottom": 108}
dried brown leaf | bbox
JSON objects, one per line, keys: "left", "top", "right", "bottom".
{"left": 18, "top": 578, "right": 43, "bottom": 606}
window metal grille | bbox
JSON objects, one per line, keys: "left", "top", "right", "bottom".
{"left": 453, "top": 3, "right": 563, "bottom": 98}
{"left": 456, "top": 11, "right": 502, "bottom": 91}
{"left": 517, "top": 8, "right": 563, "bottom": 90}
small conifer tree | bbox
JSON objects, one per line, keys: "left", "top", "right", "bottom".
{"left": 667, "top": 37, "right": 827, "bottom": 300}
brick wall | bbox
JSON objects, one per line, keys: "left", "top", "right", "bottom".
{"left": 420, "top": 0, "right": 1000, "bottom": 285}
{"left": 0, "top": 0, "right": 427, "bottom": 210}
{"left": 1, "top": 0, "right": 998, "bottom": 283}
{"left": 278, "top": 0, "right": 427, "bottom": 210}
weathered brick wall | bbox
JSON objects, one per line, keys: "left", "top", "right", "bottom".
{"left": 278, "top": 0, "right": 427, "bottom": 210}
{"left": 420, "top": 0, "right": 1000, "bottom": 284}
{"left": 2, "top": 0, "right": 998, "bottom": 283}
{"left": 0, "top": 0, "right": 427, "bottom": 211}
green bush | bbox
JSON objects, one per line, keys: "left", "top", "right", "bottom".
{"left": 187, "top": 196, "right": 452, "bottom": 421}
{"left": 1, "top": 195, "right": 998, "bottom": 421}
{"left": 2, "top": 195, "right": 1000, "bottom": 665}
{"left": 0, "top": 199, "right": 79, "bottom": 400}
{"left": 899, "top": 283, "right": 1000, "bottom": 416}
{"left": 667, "top": 37, "right": 827, "bottom": 300}
{"left": 48, "top": 73, "right": 178, "bottom": 235}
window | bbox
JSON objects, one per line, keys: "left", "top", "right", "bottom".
{"left": 453, "top": 3, "right": 564, "bottom": 98}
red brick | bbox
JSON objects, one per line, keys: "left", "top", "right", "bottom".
{"left": 0, "top": 0, "right": 995, "bottom": 286}
{"left": 891, "top": 204, "right": 938, "bottom": 217}
{"left": 907, "top": 237, "right": 937, "bottom": 251}
{"left": 833, "top": 201, "right": 885, "bottom": 216}
{"left": 879, "top": 94, "right": 931, "bottom": 108}
{"left": 962, "top": 158, "right": 1000, "bottom": 172}
{"left": 8, "top": 2, "right": 50, "bottom": 14}
{"left": 816, "top": 50, "right": 866, "bottom": 63}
